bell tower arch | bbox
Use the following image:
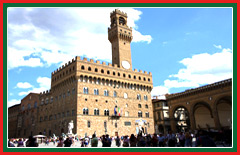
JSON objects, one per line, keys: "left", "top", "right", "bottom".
{"left": 108, "top": 9, "right": 133, "bottom": 70}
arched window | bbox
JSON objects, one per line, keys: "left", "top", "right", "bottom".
{"left": 145, "top": 112, "right": 149, "bottom": 118}
{"left": 28, "top": 104, "right": 31, "bottom": 110}
{"left": 94, "top": 108, "right": 99, "bottom": 115}
{"left": 83, "top": 87, "right": 88, "bottom": 94}
{"left": 137, "top": 94, "right": 141, "bottom": 100}
{"left": 144, "top": 95, "right": 148, "bottom": 101}
{"left": 34, "top": 102, "right": 38, "bottom": 108}
{"left": 50, "top": 97, "right": 53, "bottom": 103}
{"left": 67, "top": 90, "right": 70, "bottom": 96}
{"left": 104, "top": 90, "right": 109, "bottom": 96}
{"left": 138, "top": 111, "right": 142, "bottom": 118}
{"left": 145, "top": 104, "right": 148, "bottom": 109}
{"left": 119, "top": 17, "right": 126, "bottom": 25}
{"left": 81, "top": 65, "right": 85, "bottom": 70}
{"left": 83, "top": 108, "right": 88, "bottom": 115}
{"left": 138, "top": 104, "right": 142, "bottom": 108}
{"left": 88, "top": 67, "right": 91, "bottom": 71}
{"left": 94, "top": 89, "right": 99, "bottom": 95}
{"left": 72, "top": 88, "right": 75, "bottom": 94}
{"left": 107, "top": 70, "right": 110, "bottom": 74}
{"left": 101, "top": 69, "right": 104, "bottom": 73}
{"left": 104, "top": 109, "right": 109, "bottom": 116}
{"left": 113, "top": 91, "right": 117, "bottom": 97}
{"left": 95, "top": 68, "right": 98, "bottom": 72}
{"left": 45, "top": 98, "right": 49, "bottom": 104}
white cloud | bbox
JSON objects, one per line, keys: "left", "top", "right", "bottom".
{"left": 8, "top": 8, "right": 152, "bottom": 70}
{"left": 132, "top": 29, "right": 152, "bottom": 44}
{"left": 18, "top": 77, "right": 51, "bottom": 96}
{"left": 170, "top": 48, "right": 232, "bottom": 85}
{"left": 151, "top": 86, "right": 169, "bottom": 97}
{"left": 8, "top": 99, "right": 20, "bottom": 108}
{"left": 213, "top": 44, "right": 222, "bottom": 49}
{"left": 152, "top": 48, "right": 232, "bottom": 95}
{"left": 15, "top": 82, "right": 33, "bottom": 89}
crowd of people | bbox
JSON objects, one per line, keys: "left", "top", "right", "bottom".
{"left": 8, "top": 129, "right": 232, "bottom": 148}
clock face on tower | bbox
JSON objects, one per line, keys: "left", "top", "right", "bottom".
{"left": 122, "top": 61, "right": 130, "bottom": 69}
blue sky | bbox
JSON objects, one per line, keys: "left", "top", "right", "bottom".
{"left": 7, "top": 7, "right": 233, "bottom": 107}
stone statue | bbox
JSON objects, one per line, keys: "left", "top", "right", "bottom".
{"left": 68, "top": 120, "right": 74, "bottom": 134}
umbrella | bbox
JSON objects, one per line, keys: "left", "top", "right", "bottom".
{"left": 33, "top": 135, "right": 46, "bottom": 138}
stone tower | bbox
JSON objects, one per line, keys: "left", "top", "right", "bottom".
{"left": 108, "top": 9, "right": 133, "bottom": 70}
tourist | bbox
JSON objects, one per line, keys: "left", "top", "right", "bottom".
{"left": 122, "top": 135, "right": 129, "bottom": 147}
{"left": 17, "top": 138, "right": 24, "bottom": 147}
{"left": 145, "top": 134, "right": 152, "bottom": 147}
{"left": 196, "top": 130, "right": 216, "bottom": 147}
{"left": 105, "top": 134, "right": 112, "bottom": 147}
{"left": 91, "top": 134, "right": 98, "bottom": 147}
{"left": 185, "top": 131, "right": 192, "bottom": 147}
{"left": 129, "top": 134, "right": 137, "bottom": 147}
{"left": 57, "top": 137, "right": 64, "bottom": 147}
{"left": 151, "top": 133, "right": 159, "bottom": 147}
{"left": 178, "top": 132, "right": 185, "bottom": 147}
{"left": 26, "top": 136, "right": 38, "bottom": 147}
{"left": 8, "top": 139, "right": 15, "bottom": 147}
{"left": 158, "top": 133, "right": 166, "bottom": 147}
{"left": 166, "top": 131, "right": 176, "bottom": 147}
{"left": 64, "top": 137, "right": 72, "bottom": 147}
{"left": 115, "top": 136, "right": 121, "bottom": 147}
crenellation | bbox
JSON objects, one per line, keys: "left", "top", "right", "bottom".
{"left": 83, "top": 57, "right": 88, "bottom": 61}
{"left": 96, "top": 60, "right": 100, "bottom": 64}
{"left": 90, "top": 59, "right": 94, "bottom": 63}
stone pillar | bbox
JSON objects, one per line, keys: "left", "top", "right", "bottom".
{"left": 189, "top": 112, "right": 196, "bottom": 131}
{"left": 170, "top": 116, "right": 176, "bottom": 133}
{"left": 212, "top": 109, "right": 221, "bottom": 130}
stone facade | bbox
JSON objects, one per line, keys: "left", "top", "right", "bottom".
{"left": 166, "top": 78, "right": 232, "bottom": 133}
{"left": 10, "top": 9, "right": 154, "bottom": 138}
{"left": 17, "top": 93, "right": 40, "bottom": 138}
{"left": 152, "top": 99, "right": 170, "bottom": 135}
{"left": 8, "top": 104, "right": 20, "bottom": 138}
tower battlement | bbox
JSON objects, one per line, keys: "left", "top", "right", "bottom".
{"left": 110, "top": 9, "right": 127, "bottom": 18}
